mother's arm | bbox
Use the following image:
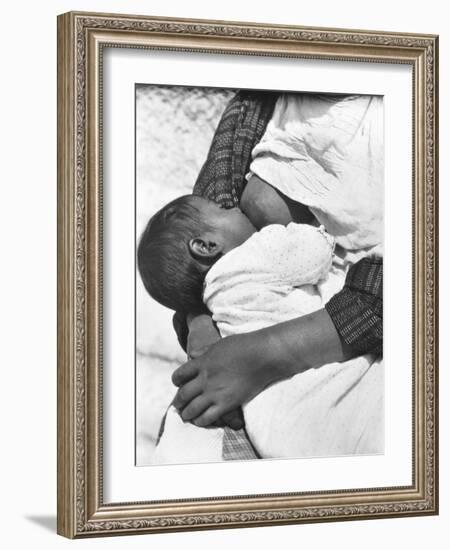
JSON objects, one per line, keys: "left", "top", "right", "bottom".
{"left": 172, "top": 256, "right": 382, "bottom": 427}
{"left": 172, "top": 309, "right": 347, "bottom": 426}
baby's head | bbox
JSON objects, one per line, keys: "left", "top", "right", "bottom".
{"left": 137, "top": 195, "right": 256, "bottom": 313}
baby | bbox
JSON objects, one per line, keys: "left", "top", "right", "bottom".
{"left": 137, "top": 193, "right": 333, "bottom": 318}
{"left": 137, "top": 192, "right": 382, "bottom": 463}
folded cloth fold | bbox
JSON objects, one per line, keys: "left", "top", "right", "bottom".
{"left": 249, "top": 94, "right": 384, "bottom": 250}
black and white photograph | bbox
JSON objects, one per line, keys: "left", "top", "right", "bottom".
{"left": 54, "top": 8, "right": 438, "bottom": 540}
{"left": 135, "top": 85, "right": 384, "bottom": 466}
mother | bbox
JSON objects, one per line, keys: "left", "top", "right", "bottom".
{"left": 171, "top": 91, "right": 383, "bottom": 459}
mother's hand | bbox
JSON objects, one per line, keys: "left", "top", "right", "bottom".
{"left": 172, "top": 331, "right": 280, "bottom": 427}
{"left": 183, "top": 312, "right": 245, "bottom": 430}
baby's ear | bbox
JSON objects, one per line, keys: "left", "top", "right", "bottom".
{"left": 189, "top": 238, "right": 223, "bottom": 262}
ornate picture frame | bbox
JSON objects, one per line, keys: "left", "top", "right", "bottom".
{"left": 57, "top": 11, "right": 438, "bottom": 538}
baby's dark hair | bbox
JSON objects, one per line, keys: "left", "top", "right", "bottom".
{"left": 137, "top": 195, "right": 212, "bottom": 313}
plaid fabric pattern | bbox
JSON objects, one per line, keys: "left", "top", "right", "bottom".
{"left": 193, "top": 90, "right": 278, "bottom": 208}
{"left": 325, "top": 256, "right": 383, "bottom": 357}
{"left": 222, "top": 427, "right": 260, "bottom": 460}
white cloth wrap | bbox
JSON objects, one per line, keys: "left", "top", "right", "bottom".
{"left": 152, "top": 224, "right": 383, "bottom": 463}
{"left": 204, "top": 224, "right": 336, "bottom": 336}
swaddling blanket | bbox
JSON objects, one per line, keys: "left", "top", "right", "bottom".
{"left": 204, "top": 223, "right": 335, "bottom": 337}
{"left": 152, "top": 224, "right": 383, "bottom": 464}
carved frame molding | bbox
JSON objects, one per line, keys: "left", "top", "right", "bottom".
{"left": 57, "top": 11, "right": 438, "bottom": 538}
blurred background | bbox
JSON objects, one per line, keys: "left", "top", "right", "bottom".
{"left": 136, "top": 85, "right": 235, "bottom": 464}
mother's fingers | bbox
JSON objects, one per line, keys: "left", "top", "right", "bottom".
{"left": 172, "top": 378, "right": 203, "bottom": 411}
{"left": 180, "top": 395, "right": 211, "bottom": 422}
{"left": 191, "top": 405, "right": 222, "bottom": 428}
{"left": 171, "top": 360, "right": 199, "bottom": 387}
{"left": 220, "top": 409, "right": 244, "bottom": 431}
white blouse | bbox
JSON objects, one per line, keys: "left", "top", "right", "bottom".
{"left": 248, "top": 93, "right": 384, "bottom": 251}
